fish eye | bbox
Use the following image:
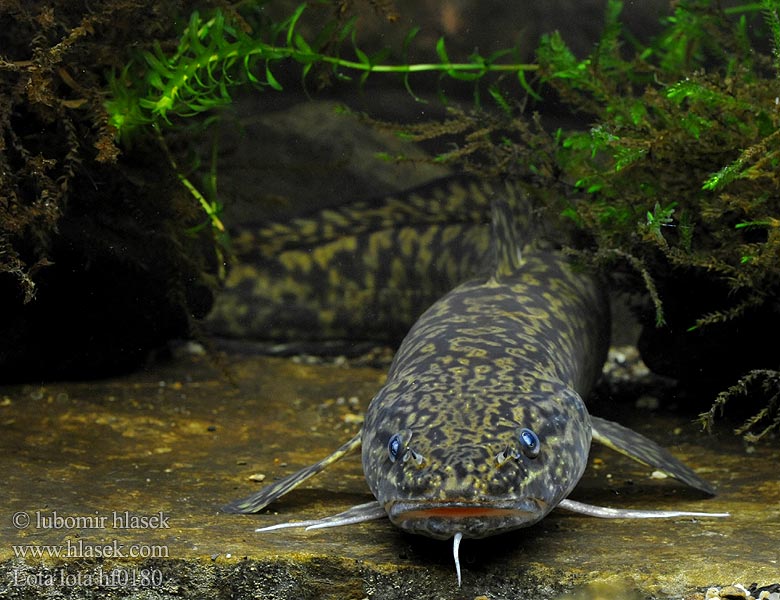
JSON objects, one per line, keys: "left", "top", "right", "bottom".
{"left": 388, "top": 433, "right": 403, "bottom": 463}
{"left": 518, "top": 428, "right": 540, "bottom": 459}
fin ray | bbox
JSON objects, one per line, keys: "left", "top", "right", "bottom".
{"left": 222, "top": 432, "right": 362, "bottom": 513}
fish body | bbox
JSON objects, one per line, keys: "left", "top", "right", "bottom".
{"left": 224, "top": 184, "right": 727, "bottom": 584}
{"left": 361, "top": 246, "right": 608, "bottom": 539}
{"left": 206, "top": 177, "right": 495, "bottom": 346}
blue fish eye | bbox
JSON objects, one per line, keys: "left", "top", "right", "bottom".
{"left": 388, "top": 433, "right": 403, "bottom": 463}
{"left": 518, "top": 428, "right": 540, "bottom": 459}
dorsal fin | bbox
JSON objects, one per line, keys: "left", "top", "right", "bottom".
{"left": 491, "top": 192, "right": 524, "bottom": 281}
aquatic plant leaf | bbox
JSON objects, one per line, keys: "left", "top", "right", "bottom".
{"left": 763, "top": 0, "right": 780, "bottom": 75}
{"left": 436, "top": 37, "right": 450, "bottom": 65}
{"left": 488, "top": 85, "right": 512, "bottom": 116}
{"left": 702, "top": 159, "right": 745, "bottom": 191}
{"left": 517, "top": 68, "right": 542, "bottom": 101}
{"left": 286, "top": 4, "right": 307, "bottom": 48}
{"left": 265, "top": 63, "right": 283, "bottom": 90}
{"left": 614, "top": 146, "right": 647, "bottom": 172}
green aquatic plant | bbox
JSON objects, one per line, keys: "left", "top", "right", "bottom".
{"left": 104, "top": 2, "right": 538, "bottom": 235}
{"left": 424, "top": 0, "right": 780, "bottom": 330}
{"left": 105, "top": 3, "right": 538, "bottom": 138}
{"left": 545, "top": 0, "right": 780, "bottom": 434}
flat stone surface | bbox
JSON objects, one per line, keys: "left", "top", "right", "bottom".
{"left": 0, "top": 352, "right": 777, "bottom": 599}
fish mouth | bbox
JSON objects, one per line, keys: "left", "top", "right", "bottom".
{"left": 386, "top": 498, "right": 548, "bottom": 539}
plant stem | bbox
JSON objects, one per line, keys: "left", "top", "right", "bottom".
{"left": 153, "top": 125, "right": 226, "bottom": 233}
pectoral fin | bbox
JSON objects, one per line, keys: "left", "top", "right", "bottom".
{"left": 590, "top": 416, "right": 715, "bottom": 495}
{"left": 222, "top": 431, "right": 362, "bottom": 513}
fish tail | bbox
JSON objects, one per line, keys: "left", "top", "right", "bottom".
{"left": 491, "top": 183, "right": 526, "bottom": 280}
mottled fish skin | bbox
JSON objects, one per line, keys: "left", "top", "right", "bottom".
{"left": 362, "top": 242, "right": 610, "bottom": 539}
{"left": 206, "top": 178, "right": 503, "bottom": 345}
{"left": 223, "top": 183, "right": 725, "bottom": 558}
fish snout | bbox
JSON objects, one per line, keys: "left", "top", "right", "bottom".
{"left": 385, "top": 498, "right": 548, "bottom": 539}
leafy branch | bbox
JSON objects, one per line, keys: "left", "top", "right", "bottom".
{"left": 105, "top": 3, "right": 538, "bottom": 138}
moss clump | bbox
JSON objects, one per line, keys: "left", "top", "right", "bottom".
{"left": 535, "top": 0, "right": 780, "bottom": 439}
{"left": 392, "top": 0, "right": 780, "bottom": 330}
{"left": 539, "top": 1, "right": 780, "bottom": 329}
{"left": 0, "top": 1, "right": 225, "bottom": 379}
{"left": 0, "top": 1, "right": 216, "bottom": 296}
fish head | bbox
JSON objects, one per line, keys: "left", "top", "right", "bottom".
{"left": 362, "top": 377, "right": 592, "bottom": 539}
